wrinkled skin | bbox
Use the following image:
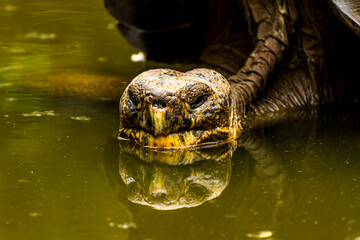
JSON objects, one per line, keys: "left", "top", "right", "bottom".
{"left": 112, "top": 0, "right": 360, "bottom": 148}
{"left": 29, "top": 0, "right": 359, "bottom": 149}
{"left": 118, "top": 68, "right": 241, "bottom": 148}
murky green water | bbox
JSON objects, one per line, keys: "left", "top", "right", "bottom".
{"left": 1, "top": 1, "right": 360, "bottom": 240}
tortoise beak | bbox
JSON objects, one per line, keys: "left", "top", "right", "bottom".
{"left": 143, "top": 94, "right": 183, "bottom": 136}
{"left": 149, "top": 105, "right": 168, "bottom": 136}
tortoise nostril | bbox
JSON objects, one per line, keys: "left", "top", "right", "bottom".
{"left": 152, "top": 100, "right": 167, "bottom": 109}
{"left": 145, "top": 95, "right": 153, "bottom": 104}
{"left": 146, "top": 95, "right": 169, "bottom": 109}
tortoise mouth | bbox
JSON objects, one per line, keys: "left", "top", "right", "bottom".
{"left": 118, "top": 127, "right": 231, "bottom": 149}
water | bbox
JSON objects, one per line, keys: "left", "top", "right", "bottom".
{"left": 1, "top": 1, "right": 360, "bottom": 240}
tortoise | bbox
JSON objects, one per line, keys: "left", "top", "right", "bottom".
{"left": 103, "top": 0, "right": 360, "bottom": 148}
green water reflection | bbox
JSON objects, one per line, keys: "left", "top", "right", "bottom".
{"left": 1, "top": 1, "right": 360, "bottom": 240}
{"left": 107, "top": 111, "right": 360, "bottom": 240}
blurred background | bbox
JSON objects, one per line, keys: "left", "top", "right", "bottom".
{"left": 0, "top": 0, "right": 143, "bottom": 80}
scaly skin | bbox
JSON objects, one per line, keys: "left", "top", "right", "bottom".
{"left": 24, "top": 0, "right": 360, "bottom": 149}
{"left": 109, "top": 0, "right": 359, "bottom": 148}
{"left": 118, "top": 68, "right": 241, "bottom": 148}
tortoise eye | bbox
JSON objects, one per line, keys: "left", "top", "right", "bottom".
{"left": 191, "top": 94, "right": 208, "bottom": 109}
{"left": 183, "top": 83, "right": 211, "bottom": 109}
{"left": 128, "top": 90, "right": 138, "bottom": 106}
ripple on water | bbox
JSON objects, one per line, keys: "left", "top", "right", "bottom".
{"left": 22, "top": 110, "right": 58, "bottom": 117}
{"left": 24, "top": 32, "right": 57, "bottom": 40}
{"left": 246, "top": 230, "right": 273, "bottom": 239}
{"left": 70, "top": 116, "right": 91, "bottom": 122}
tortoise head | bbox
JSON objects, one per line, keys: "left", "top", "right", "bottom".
{"left": 118, "top": 68, "right": 242, "bottom": 148}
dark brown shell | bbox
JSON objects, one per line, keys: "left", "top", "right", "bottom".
{"left": 329, "top": 0, "right": 360, "bottom": 36}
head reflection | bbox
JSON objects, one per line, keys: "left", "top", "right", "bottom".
{"left": 118, "top": 141, "right": 235, "bottom": 210}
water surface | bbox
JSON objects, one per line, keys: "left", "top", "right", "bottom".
{"left": 1, "top": 1, "right": 360, "bottom": 240}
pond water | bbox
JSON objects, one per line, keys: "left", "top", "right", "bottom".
{"left": 1, "top": 1, "right": 360, "bottom": 240}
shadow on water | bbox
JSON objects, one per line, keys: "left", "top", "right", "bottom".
{"left": 103, "top": 108, "right": 360, "bottom": 240}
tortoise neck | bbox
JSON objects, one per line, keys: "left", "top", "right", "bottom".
{"left": 233, "top": 68, "right": 320, "bottom": 132}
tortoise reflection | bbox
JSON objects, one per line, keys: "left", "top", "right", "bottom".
{"left": 102, "top": 109, "right": 360, "bottom": 239}
{"left": 118, "top": 141, "right": 235, "bottom": 210}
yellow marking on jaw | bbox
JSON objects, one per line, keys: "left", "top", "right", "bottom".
{"left": 118, "top": 126, "right": 234, "bottom": 149}
{"left": 144, "top": 129, "right": 226, "bottom": 148}
{"left": 147, "top": 134, "right": 184, "bottom": 148}
{"left": 149, "top": 106, "right": 167, "bottom": 135}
